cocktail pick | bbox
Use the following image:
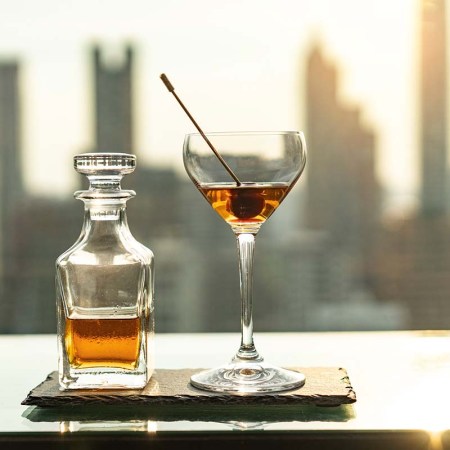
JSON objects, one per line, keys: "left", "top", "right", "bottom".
{"left": 160, "top": 73, "right": 241, "bottom": 186}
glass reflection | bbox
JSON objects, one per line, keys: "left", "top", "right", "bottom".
{"left": 59, "top": 420, "right": 152, "bottom": 433}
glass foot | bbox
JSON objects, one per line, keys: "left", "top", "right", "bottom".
{"left": 190, "top": 361, "right": 305, "bottom": 394}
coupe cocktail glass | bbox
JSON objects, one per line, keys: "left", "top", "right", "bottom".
{"left": 184, "top": 131, "right": 307, "bottom": 393}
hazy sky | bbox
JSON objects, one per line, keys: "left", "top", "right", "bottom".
{"left": 0, "top": 0, "right": 419, "bottom": 205}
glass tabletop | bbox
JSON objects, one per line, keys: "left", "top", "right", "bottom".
{"left": 1, "top": 331, "right": 449, "bottom": 448}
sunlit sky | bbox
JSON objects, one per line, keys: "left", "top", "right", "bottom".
{"left": 0, "top": 0, "right": 421, "bottom": 205}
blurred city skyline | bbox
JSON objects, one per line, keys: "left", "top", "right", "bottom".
{"left": 2, "top": 0, "right": 449, "bottom": 333}
{"left": 0, "top": 0, "right": 418, "bottom": 211}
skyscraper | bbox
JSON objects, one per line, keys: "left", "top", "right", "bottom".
{"left": 297, "top": 43, "right": 404, "bottom": 331}
{"left": 371, "top": 0, "right": 450, "bottom": 329}
{"left": 0, "top": 62, "right": 23, "bottom": 275}
{"left": 420, "top": 0, "right": 447, "bottom": 216}
{"left": 305, "top": 43, "right": 379, "bottom": 259}
{"left": 93, "top": 45, "right": 133, "bottom": 154}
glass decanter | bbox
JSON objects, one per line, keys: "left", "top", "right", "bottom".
{"left": 56, "top": 153, "right": 154, "bottom": 390}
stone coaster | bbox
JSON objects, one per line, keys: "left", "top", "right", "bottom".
{"left": 22, "top": 367, "right": 356, "bottom": 408}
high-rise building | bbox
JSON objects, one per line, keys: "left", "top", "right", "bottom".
{"left": 0, "top": 62, "right": 23, "bottom": 271}
{"left": 0, "top": 61, "right": 23, "bottom": 328}
{"left": 90, "top": 44, "right": 191, "bottom": 330}
{"left": 0, "top": 63, "right": 75, "bottom": 333}
{"left": 93, "top": 45, "right": 133, "bottom": 154}
{"left": 305, "top": 44, "right": 379, "bottom": 266}
{"left": 301, "top": 43, "right": 405, "bottom": 330}
{"left": 420, "top": 0, "right": 447, "bottom": 216}
{"left": 371, "top": 0, "right": 450, "bottom": 329}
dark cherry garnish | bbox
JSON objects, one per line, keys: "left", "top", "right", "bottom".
{"left": 227, "top": 189, "right": 265, "bottom": 219}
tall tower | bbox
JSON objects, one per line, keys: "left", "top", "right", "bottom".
{"left": 420, "top": 0, "right": 447, "bottom": 216}
{"left": 0, "top": 62, "right": 23, "bottom": 273}
{"left": 93, "top": 45, "right": 134, "bottom": 154}
{"left": 305, "top": 44, "right": 378, "bottom": 254}
{"left": 305, "top": 45, "right": 338, "bottom": 232}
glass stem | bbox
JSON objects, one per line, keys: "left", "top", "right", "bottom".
{"left": 234, "top": 233, "right": 262, "bottom": 362}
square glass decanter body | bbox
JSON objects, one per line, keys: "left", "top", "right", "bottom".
{"left": 56, "top": 238, "right": 154, "bottom": 390}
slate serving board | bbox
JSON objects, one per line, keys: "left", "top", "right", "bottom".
{"left": 22, "top": 367, "right": 356, "bottom": 408}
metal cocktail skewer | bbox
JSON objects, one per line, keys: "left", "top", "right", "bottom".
{"left": 160, "top": 73, "right": 241, "bottom": 186}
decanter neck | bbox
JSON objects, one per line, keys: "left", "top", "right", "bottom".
{"left": 85, "top": 202, "right": 128, "bottom": 222}
{"left": 81, "top": 203, "right": 133, "bottom": 242}
{"left": 74, "top": 187, "right": 136, "bottom": 204}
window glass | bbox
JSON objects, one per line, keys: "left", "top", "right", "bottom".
{"left": 0, "top": 0, "right": 444, "bottom": 333}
